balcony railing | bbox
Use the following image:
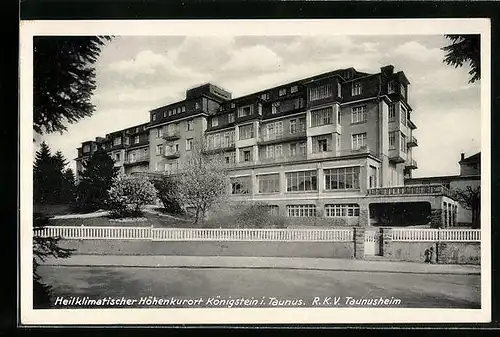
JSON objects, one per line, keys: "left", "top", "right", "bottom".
{"left": 367, "top": 184, "right": 453, "bottom": 198}
{"left": 124, "top": 155, "right": 150, "bottom": 166}
{"left": 162, "top": 130, "right": 181, "bottom": 140}
{"left": 164, "top": 150, "right": 180, "bottom": 158}
{"left": 407, "top": 136, "right": 418, "bottom": 147}
{"left": 202, "top": 143, "right": 236, "bottom": 154}
{"left": 407, "top": 119, "right": 417, "bottom": 130}
{"left": 406, "top": 158, "right": 418, "bottom": 169}
{"left": 258, "top": 130, "right": 307, "bottom": 144}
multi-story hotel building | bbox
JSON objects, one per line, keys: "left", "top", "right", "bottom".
{"left": 75, "top": 65, "right": 458, "bottom": 228}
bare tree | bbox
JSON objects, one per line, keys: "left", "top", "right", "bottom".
{"left": 176, "top": 138, "right": 230, "bottom": 225}
{"left": 452, "top": 186, "right": 480, "bottom": 228}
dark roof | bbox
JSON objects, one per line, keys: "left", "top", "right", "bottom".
{"left": 460, "top": 152, "right": 480, "bottom": 164}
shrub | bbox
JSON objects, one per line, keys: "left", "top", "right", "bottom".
{"left": 205, "top": 202, "right": 288, "bottom": 229}
{"left": 152, "top": 175, "right": 185, "bottom": 215}
{"left": 107, "top": 174, "right": 157, "bottom": 218}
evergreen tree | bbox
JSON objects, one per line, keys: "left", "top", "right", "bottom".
{"left": 50, "top": 151, "right": 69, "bottom": 203}
{"left": 33, "top": 142, "right": 53, "bottom": 204}
{"left": 34, "top": 36, "right": 112, "bottom": 134}
{"left": 442, "top": 35, "right": 480, "bottom": 84}
{"left": 75, "top": 151, "right": 119, "bottom": 212}
{"left": 62, "top": 168, "right": 77, "bottom": 204}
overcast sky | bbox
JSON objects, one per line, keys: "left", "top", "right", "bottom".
{"left": 38, "top": 35, "right": 481, "bottom": 178}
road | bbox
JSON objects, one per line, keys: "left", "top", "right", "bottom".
{"left": 36, "top": 265, "right": 480, "bottom": 309}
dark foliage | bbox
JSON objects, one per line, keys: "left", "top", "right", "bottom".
{"left": 453, "top": 186, "right": 481, "bottom": 228}
{"left": 74, "top": 151, "right": 119, "bottom": 212}
{"left": 153, "top": 175, "right": 185, "bottom": 215}
{"left": 442, "top": 34, "right": 481, "bottom": 84}
{"left": 33, "top": 36, "right": 111, "bottom": 134}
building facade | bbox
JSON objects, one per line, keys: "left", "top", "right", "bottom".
{"left": 75, "top": 65, "right": 457, "bottom": 227}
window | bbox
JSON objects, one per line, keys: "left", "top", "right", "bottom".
{"left": 212, "top": 118, "right": 219, "bottom": 127}
{"left": 279, "top": 88, "right": 287, "bottom": 97}
{"left": 400, "top": 133, "right": 407, "bottom": 153}
{"left": 186, "top": 120, "right": 194, "bottom": 131}
{"left": 261, "top": 93, "right": 269, "bottom": 100}
{"left": 290, "top": 119, "right": 296, "bottom": 134}
{"left": 156, "top": 144, "right": 163, "bottom": 155}
{"left": 157, "top": 127, "right": 163, "bottom": 138}
{"left": 168, "top": 110, "right": 172, "bottom": 116}
{"left": 155, "top": 162, "right": 161, "bottom": 172}
{"left": 225, "top": 152, "right": 236, "bottom": 164}
{"left": 400, "top": 106, "right": 407, "bottom": 126}
{"left": 195, "top": 102, "right": 200, "bottom": 109}
{"left": 243, "top": 150, "right": 252, "bottom": 162}
{"left": 136, "top": 127, "right": 140, "bottom": 133}
{"left": 324, "top": 167, "right": 360, "bottom": 190}
{"left": 181, "top": 106, "right": 186, "bottom": 112}
{"left": 258, "top": 174, "right": 280, "bottom": 193}
{"left": 265, "top": 144, "right": 283, "bottom": 159}
{"left": 286, "top": 170, "right": 317, "bottom": 192}
{"left": 223, "top": 131, "right": 235, "bottom": 147}
{"left": 129, "top": 153, "right": 136, "bottom": 163}
{"left": 290, "top": 85, "right": 298, "bottom": 93}
{"left": 239, "top": 124, "right": 254, "bottom": 140}
{"left": 175, "top": 143, "right": 179, "bottom": 152}
{"left": 268, "top": 205, "right": 279, "bottom": 216}
{"left": 264, "top": 121, "right": 283, "bottom": 140}
{"left": 238, "top": 105, "right": 253, "bottom": 118}
{"left": 287, "top": 205, "right": 317, "bottom": 217}
{"left": 352, "top": 133, "right": 367, "bottom": 150}
{"left": 83, "top": 145, "right": 90, "bottom": 153}
{"left": 389, "top": 131, "right": 396, "bottom": 150}
{"left": 271, "top": 102, "right": 281, "bottom": 114}
{"left": 298, "top": 117, "right": 306, "bottom": 132}
{"left": 313, "top": 136, "right": 329, "bottom": 153}
{"left": 388, "top": 81, "right": 396, "bottom": 94}
{"left": 388, "top": 104, "right": 396, "bottom": 120}
{"left": 115, "top": 153, "right": 121, "bottom": 162}
{"left": 337, "top": 109, "right": 341, "bottom": 124}
{"left": 351, "top": 106, "right": 367, "bottom": 124}
{"left": 152, "top": 113, "right": 157, "bottom": 121}
{"left": 336, "top": 134, "right": 341, "bottom": 150}
{"left": 289, "top": 141, "right": 307, "bottom": 157}
{"left": 163, "top": 111, "right": 167, "bottom": 118}
{"left": 124, "top": 137, "right": 130, "bottom": 146}
{"left": 337, "top": 82, "right": 342, "bottom": 97}
{"left": 400, "top": 84, "right": 407, "bottom": 99}
{"left": 309, "top": 84, "right": 333, "bottom": 101}
{"left": 311, "top": 107, "right": 333, "bottom": 127}
{"left": 231, "top": 176, "right": 252, "bottom": 195}
{"left": 186, "top": 138, "right": 193, "bottom": 151}
{"left": 351, "top": 82, "right": 362, "bottom": 96}
{"left": 134, "top": 136, "right": 139, "bottom": 144}
{"left": 325, "top": 204, "right": 360, "bottom": 217}
{"left": 228, "top": 113, "right": 235, "bottom": 123}
{"left": 231, "top": 103, "right": 236, "bottom": 108}
{"left": 113, "top": 137, "right": 121, "bottom": 146}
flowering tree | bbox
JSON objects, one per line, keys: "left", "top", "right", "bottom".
{"left": 107, "top": 174, "right": 157, "bottom": 218}
{"left": 176, "top": 139, "right": 230, "bottom": 224}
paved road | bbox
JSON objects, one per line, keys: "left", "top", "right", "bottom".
{"left": 37, "top": 264, "right": 480, "bottom": 309}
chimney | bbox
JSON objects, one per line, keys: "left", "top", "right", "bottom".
{"left": 381, "top": 65, "right": 395, "bottom": 75}
{"left": 460, "top": 153, "right": 465, "bottom": 161}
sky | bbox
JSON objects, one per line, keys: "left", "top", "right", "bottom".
{"left": 38, "top": 34, "right": 481, "bottom": 178}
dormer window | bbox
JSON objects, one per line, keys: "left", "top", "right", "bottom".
{"left": 279, "top": 88, "right": 287, "bottom": 97}
{"left": 181, "top": 106, "right": 186, "bottom": 112}
{"left": 228, "top": 113, "right": 235, "bottom": 123}
{"left": 212, "top": 117, "right": 219, "bottom": 127}
{"left": 195, "top": 102, "right": 200, "bottom": 109}
{"left": 388, "top": 81, "right": 396, "bottom": 94}
{"left": 152, "top": 113, "right": 157, "bottom": 121}
{"left": 231, "top": 103, "right": 236, "bottom": 108}
{"left": 261, "top": 92, "right": 269, "bottom": 100}
{"left": 290, "top": 85, "right": 298, "bottom": 93}
{"left": 351, "top": 82, "right": 362, "bottom": 96}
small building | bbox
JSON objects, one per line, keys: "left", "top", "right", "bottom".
{"left": 405, "top": 152, "right": 480, "bottom": 227}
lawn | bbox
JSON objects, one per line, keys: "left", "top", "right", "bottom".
{"left": 49, "top": 212, "right": 195, "bottom": 228}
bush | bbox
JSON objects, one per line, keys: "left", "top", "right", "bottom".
{"left": 152, "top": 175, "right": 185, "bottom": 215}
{"left": 107, "top": 174, "right": 157, "bottom": 218}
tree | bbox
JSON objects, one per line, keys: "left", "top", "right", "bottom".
{"left": 32, "top": 212, "right": 74, "bottom": 308}
{"left": 75, "top": 151, "right": 119, "bottom": 212}
{"left": 50, "top": 151, "right": 69, "bottom": 203}
{"left": 107, "top": 174, "right": 157, "bottom": 218}
{"left": 176, "top": 139, "right": 230, "bottom": 224}
{"left": 442, "top": 35, "right": 481, "bottom": 84}
{"left": 33, "top": 36, "right": 112, "bottom": 134}
{"left": 61, "top": 168, "right": 77, "bottom": 204}
{"left": 153, "top": 175, "right": 184, "bottom": 215}
{"left": 33, "top": 142, "right": 53, "bottom": 204}
{"left": 452, "top": 186, "right": 481, "bottom": 228}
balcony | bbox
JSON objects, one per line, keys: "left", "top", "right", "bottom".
{"left": 405, "top": 158, "right": 418, "bottom": 169}
{"left": 367, "top": 184, "right": 453, "bottom": 198}
{"left": 162, "top": 130, "right": 181, "bottom": 141}
{"left": 407, "top": 135, "right": 418, "bottom": 147}
{"left": 407, "top": 119, "right": 417, "bottom": 130}
{"left": 389, "top": 149, "right": 406, "bottom": 163}
{"left": 258, "top": 130, "right": 307, "bottom": 146}
{"left": 123, "top": 155, "right": 150, "bottom": 167}
{"left": 164, "top": 150, "right": 180, "bottom": 159}
{"left": 202, "top": 144, "right": 236, "bottom": 154}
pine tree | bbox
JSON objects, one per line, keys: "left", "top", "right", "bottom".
{"left": 442, "top": 35, "right": 481, "bottom": 84}
{"left": 33, "top": 142, "right": 53, "bottom": 204}
{"left": 62, "top": 168, "right": 77, "bottom": 204}
{"left": 50, "top": 151, "right": 69, "bottom": 203}
{"left": 75, "top": 151, "right": 119, "bottom": 212}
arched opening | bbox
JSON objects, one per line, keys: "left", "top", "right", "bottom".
{"left": 369, "top": 202, "right": 432, "bottom": 227}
